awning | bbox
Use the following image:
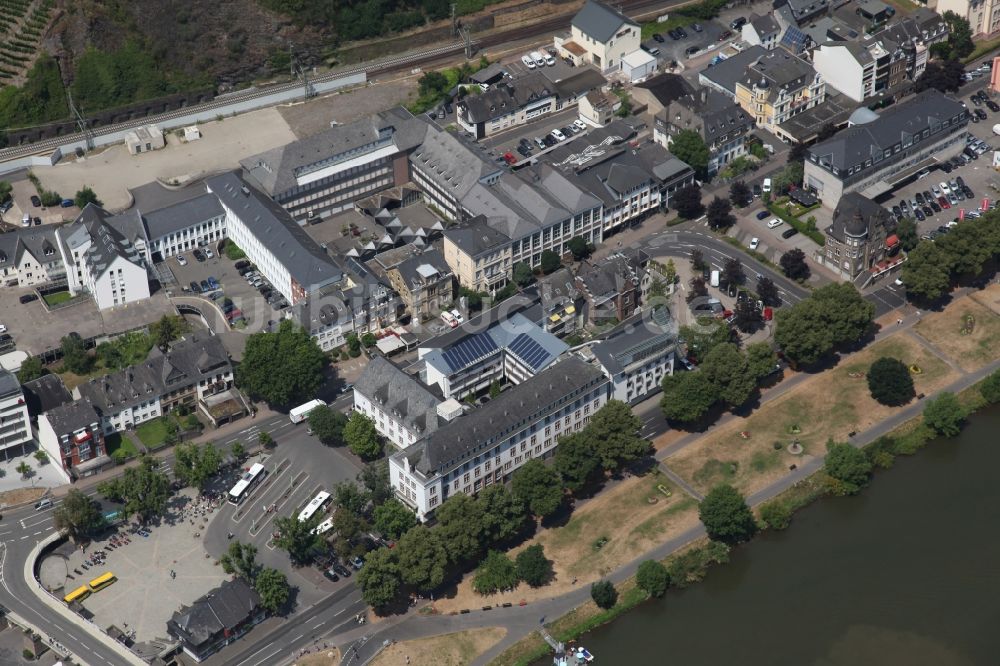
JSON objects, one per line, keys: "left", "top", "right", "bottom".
{"left": 886, "top": 234, "right": 899, "bottom": 247}
{"left": 565, "top": 305, "right": 576, "bottom": 314}
{"left": 549, "top": 314, "right": 561, "bottom": 322}
{"left": 376, "top": 336, "right": 405, "bottom": 354}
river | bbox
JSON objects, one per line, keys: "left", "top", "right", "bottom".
{"left": 554, "top": 406, "right": 1000, "bottom": 666}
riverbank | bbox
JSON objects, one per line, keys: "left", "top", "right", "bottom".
{"left": 487, "top": 361, "right": 1000, "bottom": 666}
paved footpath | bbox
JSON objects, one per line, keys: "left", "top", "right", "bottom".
{"left": 334, "top": 307, "right": 1000, "bottom": 666}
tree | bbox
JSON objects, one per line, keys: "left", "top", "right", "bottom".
{"left": 663, "top": 259, "right": 677, "bottom": 285}
{"left": 60, "top": 334, "right": 91, "bottom": 375}
{"left": 74, "top": 186, "right": 102, "bottom": 208}
{"left": 224, "top": 241, "right": 246, "bottom": 260}
{"left": 690, "top": 249, "right": 707, "bottom": 271}
{"left": 96, "top": 456, "right": 169, "bottom": 523}
{"left": 396, "top": 526, "right": 448, "bottom": 591}
{"left": 220, "top": 541, "right": 260, "bottom": 581}
{"left": 680, "top": 317, "right": 732, "bottom": 363}
{"left": 331, "top": 510, "right": 369, "bottom": 560}
{"left": 895, "top": 217, "right": 919, "bottom": 252}
{"left": 417, "top": 71, "right": 449, "bottom": 98}
{"left": 346, "top": 333, "right": 362, "bottom": 357}
{"left": 359, "top": 459, "right": 393, "bottom": 507}
{"left": 308, "top": 405, "right": 348, "bottom": 446}
{"left": 53, "top": 489, "right": 103, "bottom": 541}
{"left": 334, "top": 481, "right": 369, "bottom": 516}
{"left": 553, "top": 432, "right": 601, "bottom": 492}
{"left": 17, "top": 356, "right": 46, "bottom": 383}
{"left": 343, "top": 412, "right": 382, "bottom": 459}
{"left": 745, "top": 342, "right": 777, "bottom": 382}
{"left": 732, "top": 297, "right": 761, "bottom": 333}
{"left": 660, "top": 371, "right": 718, "bottom": 423}
{"left": 759, "top": 501, "right": 792, "bottom": 530}
{"left": 272, "top": 515, "right": 324, "bottom": 565}
{"left": 540, "top": 250, "right": 561, "bottom": 274}
{"left": 867, "top": 357, "right": 915, "bottom": 406}
{"left": 670, "top": 130, "right": 710, "bottom": 176}
{"left": 231, "top": 441, "right": 245, "bottom": 462}
{"left": 436, "top": 494, "right": 489, "bottom": 564}
{"left": 511, "top": 459, "right": 563, "bottom": 518}
{"left": 825, "top": 442, "right": 872, "bottom": 493}
{"left": 473, "top": 550, "right": 519, "bottom": 595}
{"left": 515, "top": 544, "right": 553, "bottom": 587}
{"left": 981, "top": 370, "right": 1000, "bottom": 404}
{"left": 361, "top": 332, "right": 377, "bottom": 348}
{"left": 567, "top": 236, "right": 591, "bottom": 260}
{"left": 774, "top": 283, "right": 874, "bottom": 367}
{"left": 489, "top": 380, "right": 502, "bottom": 399}
{"left": 373, "top": 499, "right": 418, "bottom": 540}
{"left": 901, "top": 241, "right": 952, "bottom": 301}
{"left": 34, "top": 449, "right": 48, "bottom": 465}
{"left": 0, "top": 180, "right": 11, "bottom": 203}
{"left": 779, "top": 248, "right": 810, "bottom": 281}
{"left": 915, "top": 59, "right": 964, "bottom": 93}
{"left": 636, "top": 559, "right": 670, "bottom": 597}
{"left": 512, "top": 262, "right": 534, "bottom": 286}
{"left": 476, "top": 485, "right": 526, "bottom": 544}
{"left": 721, "top": 257, "right": 744, "bottom": 286}
{"left": 673, "top": 183, "right": 705, "bottom": 219}
{"left": 588, "top": 400, "right": 648, "bottom": 471}
{"left": 941, "top": 11, "right": 974, "bottom": 58}
{"left": 706, "top": 197, "right": 735, "bottom": 230}
{"left": 923, "top": 392, "right": 965, "bottom": 437}
{"left": 756, "top": 276, "right": 780, "bottom": 307}
{"left": 685, "top": 276, "right": 708, "bottom": 304}
{"left": 590, "top": 580, "right": 618, "bottom": 609}
{"left": 16, "top": 461, "right": 31, "bottom": 479}
{"left": 236, "top": 319, "right": 326, "bottom": 407}
{"left": 700, "top": 343, "right": 757, "bottom": 407}
{"left": 173, "top": 442, "right": 222, "bottom": 491}
{"left": 698, "top": 484, "right": 757, "bottom": 544}
{"left": 149, "top": 314, "right": 187, "bottom": 350}
{"left": 258, "top": 431, "right": 275, "bottom": 450}
{"left": 254, "top": 567, "right": 290, "bottom": 614}
{"left": 356, "top": 548, "right": 401, "bottom": 609}
{"left": 729, "top": 180, "right": 751, "bottom": 208}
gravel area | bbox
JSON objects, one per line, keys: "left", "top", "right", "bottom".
{"left": 278, "top": 77, "right": 419, "bottom": 139}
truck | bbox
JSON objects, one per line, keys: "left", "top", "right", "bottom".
{"left": 289, "top": 399, "right": 326, "bottom": 424}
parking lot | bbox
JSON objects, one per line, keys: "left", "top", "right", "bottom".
{"left": 0, "top": 176, "right": 80, "bottom": 231}
{"left": 479, "top": 106, "right": 587, "bottom": 164}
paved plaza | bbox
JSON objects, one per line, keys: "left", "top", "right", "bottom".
{"left": 39, "top": 488, "right": 229, "bottom": 646}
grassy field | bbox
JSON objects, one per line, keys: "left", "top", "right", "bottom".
{"left": 135, "top": 418, "right": 169, "bottom": 448}
{"left": 105, "top": 432, "right": 140, "bottom": 459}
{"left": 371, "top": 628, "right": 506, "bottom": 666}
{"left": 668, "top": 333, "right": 959, "bottom": 497}
{"left": 42, "top": 290, "right": 73, "bottom": 307}
{"left": 434, "top": 472, "right": 698, "bottom": 612}
{"left": 914, "top": 285, "right": 1000, "bottom": 372}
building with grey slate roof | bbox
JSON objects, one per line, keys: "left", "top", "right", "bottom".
{"left": 21, "top": 374, "right": 72, "bottom": 418}
{"left": 699, "top": 46, "right": 767, "bottom": 98}
{"left": 822, "top": 191, "right": 893, "bottom": 279}
{"left": 537, "top": 267, "right": 584, "bottom": 338}
{"left": 353, "top": 356, "right": 444, "bottom": 450}
{"left": 804, "top": 90, "right": 968, "bottom": 207}
{"left": 575, "top": 250, "right": 646, "bottom": 325}
{"left": 774, "top": 0, "right": 831, "bottom": 26}
{"left": 390, "top": 355, "right": 610, "bottom": 520}
{"left": 207, "top": 171, "right": 343, "bottom": 305}
{"left": 556, "top": 0, "right": 640, "bottom": 72}
{"left": 141, "top": 192, "right": 226, "bottom": 260}
{"left": 589, "top": 306, "right": 677, "bottom": 404}
{"left": 876, "top": 9, "right": 947, "bottom": 81}
{"left": 0, "top": 225, "right": 65, "bottom": 288}
{"left": 381, "top": 248, "right": 454, "bottom": 320}
{"left": 0, "top": 368, "right": 31, "bottom": 458}
{"left": 655, "top": 88, "right": 755, "bottom": 176}
{"left": 168, "top": 578, "right": 265, "bottom": 662}
{"left": 456, "top": 72, "right": 558, "bottom": 140}
{"left": 241, "top": 107, "right": 424, "bottom": 223}
{"left": 733, "top": 49, "right": 826, "bottom": 138}
{"left": 37, "top": 397, "right": 106, "bottom": 482}
{"left": 76, "top": 332, "right": 238, "bottom": 435}
{"left": 421, "top": 311, "right": 569, "bottom": 400}
{"left": 441, "top": 216, "right": 511, "bottom": 292}
{"left": 742, "top": 13, "right": 783, "bottom": 49}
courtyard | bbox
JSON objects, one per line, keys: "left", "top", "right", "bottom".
{"left": 38, "top": 488, "right": 229, "bottom": 650}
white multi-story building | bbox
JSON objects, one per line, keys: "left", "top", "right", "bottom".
{"left": 589, "top": 307, "right": 677, "bottom": 404}
{"left": 390, "top": 356, "right": 610, "bottom": 520}
{"left": 554, "top": 0, "right": 641, "bottom": 72}
{"left": 0, "top": 369, "right": 31, "bottom": 460}
{"left": 142, "top": 194, "right": 227, "bottom": 260}
{"left": 353, "top": 356, "right": 445, "bottom": 450}
{"left": 0, "top": 227, "right": 66, "bottom": 288}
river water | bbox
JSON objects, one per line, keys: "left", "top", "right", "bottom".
{"left": 554, "top": 406, "right": 1000, "bottom": 666}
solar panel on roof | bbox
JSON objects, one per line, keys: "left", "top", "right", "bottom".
{"left": 440, "top": 333, "right": 499, "bottom": 372}
{"left": 507, "top": 333, "right": 553, "bottom": 371}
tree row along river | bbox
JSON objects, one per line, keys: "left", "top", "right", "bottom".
{"left": 536, "top": 405, "right": 1000, "bottom": 665}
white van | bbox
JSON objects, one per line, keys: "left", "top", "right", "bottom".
{"left": 529, "top": 51, "right": 546, "bottom": 68}
{"left": 710, "top": 270, "right": 720, "bottom": 288}
{"left": 762, "top": 178, "right": 772, "bottom": 193}
{"left": 521, "top": 54, "right": 536, "bottom": 69}
{"left": 992, "top": 123, "right": 1000, "bottom": 136}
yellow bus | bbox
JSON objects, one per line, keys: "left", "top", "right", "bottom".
{"left": 64, "top": 585, "right": 91, "bottom": 604}
{"left": 88, "top": 572, "right": 117, "bottom": 592}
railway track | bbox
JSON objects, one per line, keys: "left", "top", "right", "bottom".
{"left": 0, "top": 0, "right": 681, "bottom": 163}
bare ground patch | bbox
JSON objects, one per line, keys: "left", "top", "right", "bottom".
{"left": 433, "top": 472, "right": 698, "bottom": 613}
{"left": 291, "top": 647, "right": 341, "bottom": 666}
{"left": 278, "top": 77, "right": 420, "bottom": 140}
{"left": 914, "top": 284, "right": 1000, "bottom": 372}
{"left": 370, "top": 628, "right": 507, "bottom": 666}
{"left": 0, "top": 486, "right": 47, "bottom": 507}
{"left": 668, "top": 332, "right": 959, "bottom": 497}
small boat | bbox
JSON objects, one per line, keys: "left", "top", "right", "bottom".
{"left": 575, "top": 647, "right": 594, "bottom": 662}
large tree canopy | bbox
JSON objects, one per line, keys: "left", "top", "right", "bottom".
{"left": 698, "top": 484, "right": 757, "bottom": 544}
{"left": 237, "top": 320, "right": 325, "bottom": 407}
{"left": 774, "top": 283, "right": 873, "bottom": 366}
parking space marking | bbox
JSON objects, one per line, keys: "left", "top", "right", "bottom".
{"left": 229, "top": 457, "right": 292, "bottom": 525}
{"left": 256, "top": 480, "right": 320, "bottom": 549}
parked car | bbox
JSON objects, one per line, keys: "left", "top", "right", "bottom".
{"left": 988, "top": 100, "right": 1000, "bottom": 112}
{"left": 207, "top": 276, "right": 220, "bottom": 290}
{"left": 235, "top": 260, "right": 251, "bottom": 270}
{"left": 323, "top": 568, "right": 340, "bottom": 583}
{"left": 692, "top": 23, "right": 703, "bottom": 32}
{"left": 19, "top": 293, "right": 38, "bottom": 304}
{"left": 193, "top": 249, "right": 206, "bottom": 262}
{"left": 748, "top": 237, "right": 760, "bottom": 250}
{"left": 781, "top": 227, "right": 799, "bottom": 239}
{"left": 30, "top": 195, "right": 41, "bottom": 207}
{"left": 573, "top": 119, "right": 587, "bottom": 131}
{"left": 176, "top": 254, "right": 188, "bottom": 266}
{"left": 189, "top": 281, "right": 201, "bottom": 293}
{"left": 521, "top": 54, "right": 536, "bottom": 69}
{"left": 652, "top": 33, "right": 665, "bottom": 43}
{"left": 730, "top": 17, "right": 747, "bottom": 30}
{"left": 717, "top": 30, "right": 732, "bottom": 41}
{"left": 333, "top": 563, "right": 352, "bottom": 578}
{"left": 550, "top": 128, "right": 566, "bottom": 142}
{"left": 685, "top": 45, "right": 700, "bottom": 57}
{"left": 350, "top": 555, "right": 365, "bottom": 570}
{"left": 767, "top": 218, "right": 783, "bottom": 229}
{"left": 913, "top": 207, "right": 926, "bottom": 221}
{"left": 976, "top": 108, "right": 988, "bottom": 120}
{"left": 60, "top": 199, "right": 74, "bottom": 208}
{"left": 529, "top": 51, "right": 546, "bottom": 68}
{"left": 675, "top": 26, "right": 688, "bottom": 38}
{"left": 205, "top": 248, "right": 214, "bottom": 259}
{"left": 502, "top": 152, "right": 517, "bottom": 165}
{"left": 756, "top": 210, "right": 769, "bottom": 220}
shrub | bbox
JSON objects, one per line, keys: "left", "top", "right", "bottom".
{"left": 636, "top": 559, "right": 670, "bottom": 597}
{"left": 980, "top": 370, "right": 1000, "bottom": 404}
{"left": 758, "top": 501, "right": 792, "bottom": 530}
{"left": 824, "top": 442, "right": 872, "bottom": 493}
{"left": 590, "top": 579, "right": 618, "bottom": 609}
